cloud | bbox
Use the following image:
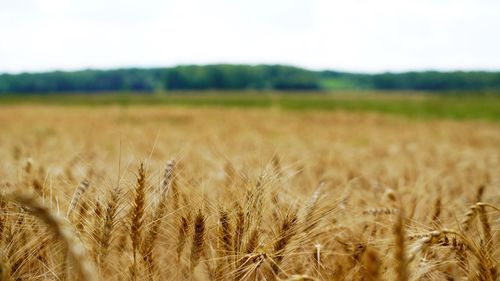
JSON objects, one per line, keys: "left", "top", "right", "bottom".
{"left": 1, "top": 0, "right": 499, "bottom": 73}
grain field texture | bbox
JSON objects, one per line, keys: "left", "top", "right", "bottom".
{"left": 0, "top": 105, "right": 498, "bottom": 281}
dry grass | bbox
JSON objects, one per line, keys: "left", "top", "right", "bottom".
{"left": 0, "top": 105, "right": 499, "bottom": 281}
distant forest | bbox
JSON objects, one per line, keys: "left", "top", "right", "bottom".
{"left": 1, "top": 64, "right": 500, "bottom": 93}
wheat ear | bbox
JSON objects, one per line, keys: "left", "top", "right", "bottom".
{"left": 67, "top": 178, "right": 90, "bottom": 217}
{"left": 6, "top": 190, "right": 98, "bottom": 281}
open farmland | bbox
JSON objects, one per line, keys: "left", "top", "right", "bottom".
{"left": 1, "top": 92, "right": 500, "bottom": 121}
{"left": 0, "top": 98, "right": 499, "bottom": 281}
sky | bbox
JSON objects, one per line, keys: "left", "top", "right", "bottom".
{"left": 1, "top": 0, "right": 500, "bottom": 73}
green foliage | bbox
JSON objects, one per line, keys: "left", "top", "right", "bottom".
{"left": 0, "top": 65, "right": 319, "bottom": 94}
{"left": 2, "top": 65, "right": 500, "bottom": 94}
{"left": 1, "top": 92, "right": 499, "bottom": 121}
{"left": 367, "top": 71, "right": 500, "bottom": 90}
{"left": 319, "top": 71, "right": 500, "bottom": 91}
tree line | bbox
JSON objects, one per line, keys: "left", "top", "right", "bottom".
{"left": 1, "top": 64, "right": 500, "bottom": 94}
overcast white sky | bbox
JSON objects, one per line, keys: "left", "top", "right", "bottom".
{"left": 1, "top": 0, "right": 500, "bottom": 73}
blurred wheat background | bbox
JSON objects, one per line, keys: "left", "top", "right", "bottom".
{"left": 0, "top": 105, "right": 498, "bottom": 280}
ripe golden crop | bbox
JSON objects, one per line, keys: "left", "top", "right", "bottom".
{"left": 0, "top": 105, "right": 498, "bottom": 281}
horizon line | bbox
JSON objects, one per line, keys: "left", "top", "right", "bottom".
{"left": 2, "top": 63, "right": 500, "bottom": 76}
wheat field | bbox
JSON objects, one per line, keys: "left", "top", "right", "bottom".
{"left": 0, "top": 105, "right": 498, "bottom": 281}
